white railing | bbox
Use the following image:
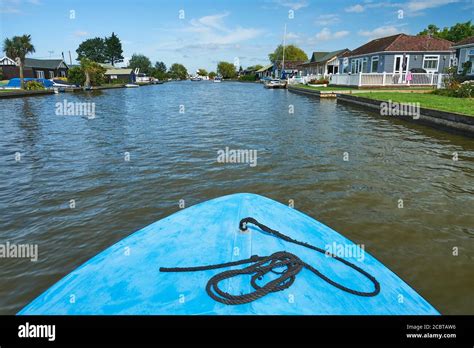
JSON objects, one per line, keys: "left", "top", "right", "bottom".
{"left": 330, "top": 74, "right": 360, "bottom": 86}
{"left": 330, "top": 73, "right": 445, "bottom": 87}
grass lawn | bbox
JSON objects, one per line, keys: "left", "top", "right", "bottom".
{"left": 356, "top": 92, "right": 474, "bottom": 116}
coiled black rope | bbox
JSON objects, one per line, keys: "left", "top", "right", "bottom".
{"left": 159, "top": 217, "right": 380, "bottom": 305}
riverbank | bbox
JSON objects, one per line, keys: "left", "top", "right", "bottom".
{"left": 288, "top": 84, "right": 473, "bottom": 136}
{"left": 337, "top": 93, "right": 474, "bottom": 136}
{"left": 0, "top": 89, "right": 55, "bottom": 98}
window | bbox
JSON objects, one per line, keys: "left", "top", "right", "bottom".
{"left": 371, "top": 56, "right": 379, "bottom": 72}
{"left": 469, "top": 50, "right": 474, "bottom": 74}
{"left": 351, "top": 58, "right": 365, "bottom": 73}
{"left": 49, "top": 71, "right": 54, "bottom": 79}
{"left": 361, "top": 58, "right": 368, "bottom": 73}
{"left": 61, "top": 71, "right": 66, "bottom": 77}
{"left": 423, "top": 55, "right": 439, "bottom": 71}
{"left": 36, "top": 71, "right": 45, "bottom": 78}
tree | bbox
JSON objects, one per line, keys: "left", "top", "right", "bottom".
{"left": 3, "top": 34, "right": 36, "bottom": 89}
{"left": 247, "top": 64, "right": 263, "bottom": 71}
{"left": 128, "top": 54, "right": 152, "bottom": 74}
{"left": 197, "top": 68, "right": 208, "bottom": 76}
{"left": 168, "top": 63, "right": 188, "bottom": 80}
{"left": 268, "top": 44, "right": 308, "bottom": 63}
{"left": 418, "top": 21, "right": 474, "bottom": 42}
{"left": 76, "top": 37, "right": 106, "bottom": 63}
{"left": 104, "top": 32, "right": 123, "bottom": 66}
{"left": 418, "top": 24, "right": 440, "bottom": 37}
{"left": 152, "top": 61, "right": 167, "bottom": 80}
{"left": 80, "top": 58, "right": 106, "bottom": 88}
{"left": 208, "top": 71, "right": 217, "bottom": 79}
{"left": 217, "top": 61, "right": 237, "bottom": 79}
{"left": 67, "top": 66, "right": 85, "bottom": 86}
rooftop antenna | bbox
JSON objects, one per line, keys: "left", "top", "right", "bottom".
{"left": 48, "top": 50, "right": 54, "bottom": 58}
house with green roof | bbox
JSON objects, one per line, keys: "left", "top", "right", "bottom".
{"left": 104, "top": 68, "right": 136, "bottom": 83}
{"left": 255, "top": 64, "right": 273, "bottom": 79}
{"left": 298, "top": 49, "right": 349, "bottom": 76}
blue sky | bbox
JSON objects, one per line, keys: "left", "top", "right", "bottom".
{"left": 1, "top": 0, "right": 473, "bottom": 73}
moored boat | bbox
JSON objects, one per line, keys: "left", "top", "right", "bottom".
{"left": 264, "top": 79, "right": 287, "bottom": 89}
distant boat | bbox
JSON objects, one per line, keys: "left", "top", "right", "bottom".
{"left": 125, "top": 83, "right": 139, "bottom": 88}
{"left": 264, "top": 79, "right": 286, "bottom": 89}
{"left": 214, "top": 77, "right": 222, "bottom": 83}
{"left": 190, "top": 76, "right": 202, "bottom": 81}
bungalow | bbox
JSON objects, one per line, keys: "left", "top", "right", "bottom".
{"left": 273, "top": 60, "right": 306, "bottom": 79}
{"left": 0, "top": 56, "right": 69, "bottom": 79}
{"left": 104, "top": 68, "right": 136, "bottom": 83}
{"left": 298, "top": 49, "right": 349, "bottom": 76}
{"left": 453, "top": 36, "right": 474, "bottom": 77}
{"left": 338, "top": 34, "right": 453, "bottom": 75}
{"left": 256, "top": 64, "right": 273, "bottom": 79}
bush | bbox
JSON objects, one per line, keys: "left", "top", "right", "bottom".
{"left": 433, "top": 81, "right": 474, "bottom": 98}
{"left": 67, "top": 63, "right": 106, "bottom": 87}
{"left": 239, "top": 75, "right": 256, "bottom": 81}
{"left": 25, "top": 80, "right": 45, "bottom": 90}
{"left": 308, "top": 77, "right": 329, "bottom": 85}
{"left": 67, "top": 66, "right": 85, "bottom": 86}
{"left": 0, "top": 67, "right": 3, "bottom": 80}
{"left": 457, "top": 81, "right": 474, "bottom": 98}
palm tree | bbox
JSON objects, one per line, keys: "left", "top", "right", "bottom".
{"left": 3, "top": 35, "right": 35, "bottom": 89}
{"left": 80, "top": 58, "right": 94, "bottom": 88}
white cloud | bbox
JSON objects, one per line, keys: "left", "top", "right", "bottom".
{"left": 313, "top": 28, "right": 350, "bottom": 42}
{"left": 358, "top": 25, "right": 402, "bottom": 39}
{"left": 180, "top": 12, "right": 264, "bottom": 49}
{"left": 406, "top": 0, "right": 460, "bottom": 12}
{"left": 73, "top": 30, "right": 88, "bottom": 37}
{"left": 345, "top": 4, "right": 365, "bottom": 12}
{"left": 314, "top": 14, "right": 340, "bottom": 26}
{"left": 285, "top": 32, "right": 299, "bottom": 39}
{"left": 0, "top": 0, "right": 21, "bottom": 13}
{"left": 272, "top": 0, "right": 309, "bottom": 10}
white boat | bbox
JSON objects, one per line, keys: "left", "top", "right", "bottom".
{"left": 125, "top": 83, "right": 139, "bottom": 88}
{"left": 264, "top": 79, "right": 286, "bottom": 89}
{"left": 214, "top": 77, "right": 222, "bottom": 83}
{"left": 190, "top": 76, "right": 202, "bottom": 81}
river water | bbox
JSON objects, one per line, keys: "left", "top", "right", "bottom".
{"left": 0, "top": 81, "right": 473, "bottom": 314}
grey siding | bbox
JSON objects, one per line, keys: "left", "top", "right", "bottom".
{"left": 345, "top": 52, "right": 452, "bottom": 73}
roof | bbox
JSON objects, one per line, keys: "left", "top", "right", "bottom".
{"left": 347, "top": 34, "right": 453, "bottom": 57}
{"left": 99, "top": 63, "right": 115, "bottom": 69}
{"left": 24, "top": 58, "right": 67, "bottom": 69}
{"left": 256, "top": 64, "right": 273, "bottom": 72}
{"left": 310, "top": 52, "right": 329, "bottom": 62}
{"left": 453, "top": 36, "right": 474, "bottom": 47}
{"left": 105, "top": 68, "right": 134, "bottom": 75}
{"left": 300, "top": 49, "right": 350, "bottom": 66}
